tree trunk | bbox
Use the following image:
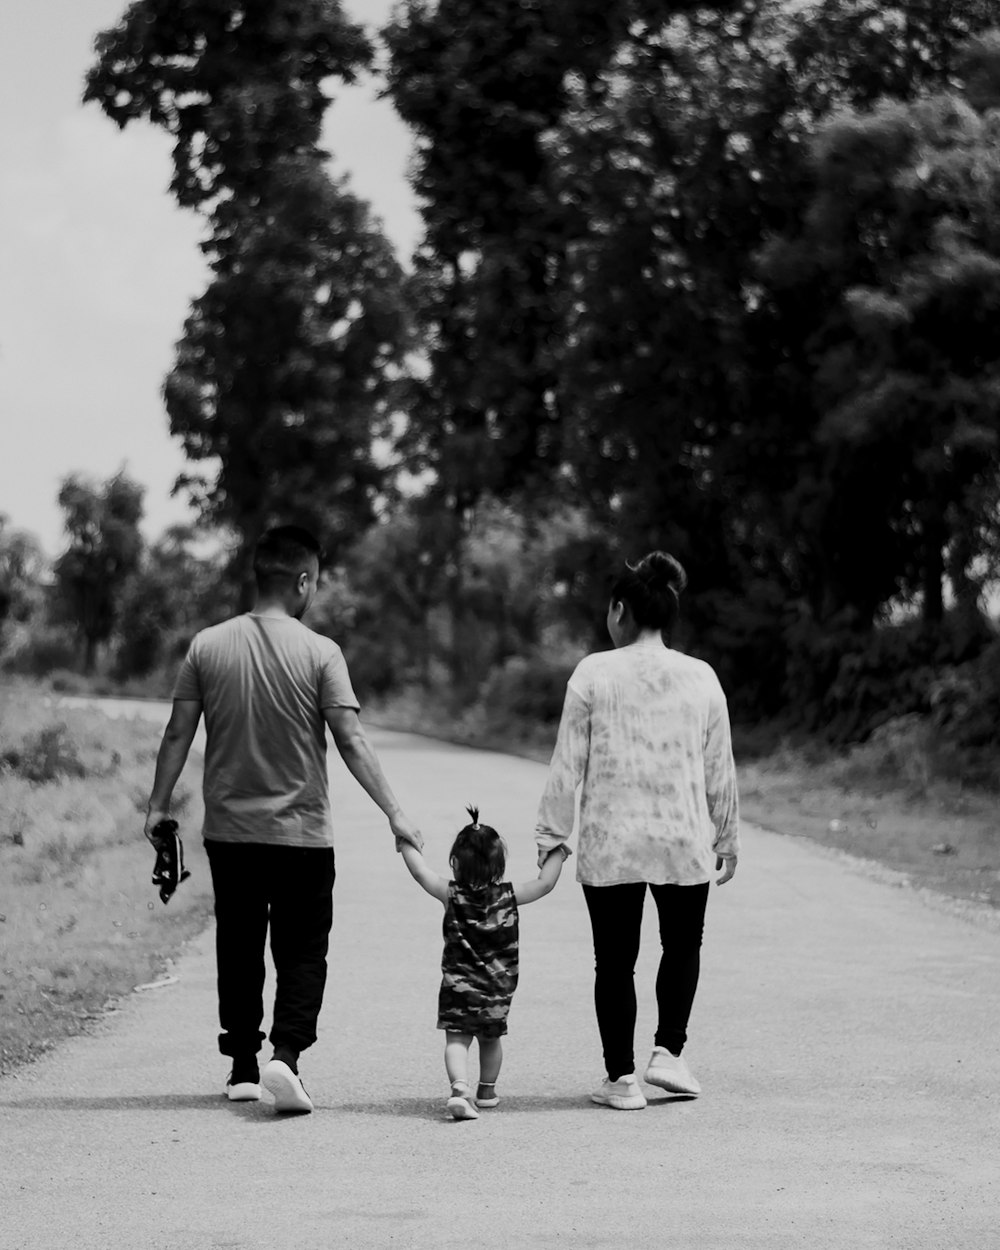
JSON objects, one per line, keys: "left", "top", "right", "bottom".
{"left": 921, "top": 515, "right": 946, "bottom": 626}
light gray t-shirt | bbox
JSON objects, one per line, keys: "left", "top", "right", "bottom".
{"left": 173, "top": 613, "right": 360, "bottom": 847}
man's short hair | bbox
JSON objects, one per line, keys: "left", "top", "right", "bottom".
{"left": 253, "top": 526, "right": 323, "bottom": 589}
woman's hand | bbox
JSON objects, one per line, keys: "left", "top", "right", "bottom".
{"left": 715, "top": 854, "right": 737, "bottom": 885}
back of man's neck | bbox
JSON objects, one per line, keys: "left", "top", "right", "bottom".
{"left": 250, "top": 602, "right": 294, "bottom": 619}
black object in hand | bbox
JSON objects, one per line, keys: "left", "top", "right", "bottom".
{"left": 151, "top": 819, "right": 191, "bottom": 904}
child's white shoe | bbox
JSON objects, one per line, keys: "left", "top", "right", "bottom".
{"left": 590, "top": 1073, "right": 646, "bottom": 1110}
{"left": 446, "top": 1093, "right": 479, "bottom": 1120}
{"left": 643, "top": 1047, "right": 701, "bottom": 1096}
{"left": 475, "top": 1082, "right": 499, "bottom": 1108}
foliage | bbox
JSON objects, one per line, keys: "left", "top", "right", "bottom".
{"left": 929, "top": 637, "right": 1000, "bottom": 784}
{"left": 51, "top": 471, "right": 144, "bottom": 674}
{"left": 782, "top": 608, "right": 995, "bottom": 743}
{"left": 113, "top": 525, "right": 228, "bottom": 681}
{"left": 78, "top": 1, "right": 1000, "bottom": 744}
{"left": 0, "top": 517, "right": 45, "bottom": 628}
{"left": 86, "top": 1, "right": 408, "bottom": 599}
{"left": 164, "top": 157, "right": 408, "bottom": 578}
{"left": 1, "top": 723, "right": 87, "bottom": 784}
{"left": 83, "top": 0, "right": 372, "bottom": 213}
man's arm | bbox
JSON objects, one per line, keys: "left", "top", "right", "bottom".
{"left": 324, "top": 707, "right": 423, "bottom": 850}
{"left": 145, "top": 699, "right": 202, "bottom": 842}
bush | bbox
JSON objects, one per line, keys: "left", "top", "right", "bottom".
{"left": 928, "top": 638, "right": 1000, "bottom": 787}
{"left": 478, "top": 656, "right": 576, "bottom": 728}
{"left": 2, "top": 626, "right": 78, "bottom": 677}
{"left": 781, "top": 609, "right": 995, "bottom": 743}
{"left": 1, "top": 723, "right": 87, "bottom": 783}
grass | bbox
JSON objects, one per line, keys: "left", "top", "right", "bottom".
{"left": 367, "top": 692, "right": 1000, "bottom": 918}
{"left": 0, "top": 682, "right": 213, "bottom": 1075}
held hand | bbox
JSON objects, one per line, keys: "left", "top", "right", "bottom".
{"left": 145, "top": 807, "right": 170, "bottom": 845}
{"left": 537, "top": 844, "right": 570, "bottom": 869}
{"left": 715, "top": 854, "right": 737, "bottom": 885}
{"left": 390, "top": 813, "right": 423, "bottom": 852}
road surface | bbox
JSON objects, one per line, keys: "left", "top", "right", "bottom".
{"left": 2, "top": 709, "right": 998, "bottom": 1247}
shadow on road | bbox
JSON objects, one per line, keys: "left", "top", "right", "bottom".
{"left": 0, "top": 1093, "right": 231, "bottom": 1113}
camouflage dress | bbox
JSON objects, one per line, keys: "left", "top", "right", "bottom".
{"left": 437, "top": 881, "right": 519, "bottom": 1038}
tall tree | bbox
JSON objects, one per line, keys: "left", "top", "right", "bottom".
{"left": 53, "top": 471, "right": 144, "bottom": 673}
{"left": 85, "top": 2, "right": 408, "bottom": 594}
{"left": 759, "top": 81, "right": 1000, "bottom": 626}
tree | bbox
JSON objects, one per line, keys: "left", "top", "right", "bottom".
{"left": 0, "top": 517, "right": 45, "bottom": 628}
{"left": 83, "top": 0, "right": 372, "bottom": 213}
{"left": 53, "top": 471, "right": 144, "bottom": 673}
{"left": 164, "top": 155, "right": 408, "bottom": 590}
{"left": 114, "top": 524, "right": 228, "bottom": 679}
{"left": 85, "top": 1, "right": 408, "bottom": 600}
{"left": 760, "top": 85, "right": 1000, "bottom": 626}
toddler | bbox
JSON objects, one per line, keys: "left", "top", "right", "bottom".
{"left": 398, "top": 806, "right": 569, "bottom": 1119}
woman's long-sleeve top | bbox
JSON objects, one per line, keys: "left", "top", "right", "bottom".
{"left": 535, "top": 639, "right": 740, "bottom": 886}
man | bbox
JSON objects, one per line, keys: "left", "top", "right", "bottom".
{"left": 145, "top": 525, "right": 422, "bottom": 1113}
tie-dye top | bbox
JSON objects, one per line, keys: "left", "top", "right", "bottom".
{"left": 535, "top": 639, "right": 740, "bottom": 886}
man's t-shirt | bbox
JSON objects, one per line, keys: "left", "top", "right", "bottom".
{"left": 173, "top": 613, "right": 360, "bottom": 847}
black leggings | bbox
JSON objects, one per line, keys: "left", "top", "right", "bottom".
{"left": 582, "top": 881, "right": 710, "bottom": 1080}
{"left": 206, "top": 841, "right": 336, "bottom": 1059}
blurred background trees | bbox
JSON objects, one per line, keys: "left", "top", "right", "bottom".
{"left": 5, "top": 0, "right": 1000, "bottom": 771}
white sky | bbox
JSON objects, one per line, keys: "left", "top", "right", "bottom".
{"left": 0, "top": 0, "right": 419, "bottom": 557}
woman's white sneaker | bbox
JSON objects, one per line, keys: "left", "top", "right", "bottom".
{"left": 590, "top": 1074, "right": 647, "bottom": 1110}
{"left": 643, "top": 1047, "right": 701, "bottom": 1096}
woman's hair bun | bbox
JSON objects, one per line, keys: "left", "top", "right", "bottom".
{"left": 612, "top": 550, "right": 687, "bottom": 632}
{"left": 633, "top": 551, "right": 687, "bottom": 595}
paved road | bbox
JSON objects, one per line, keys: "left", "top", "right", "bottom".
{"left": 3, "top": 714, "right": 999, "bottom": 1248}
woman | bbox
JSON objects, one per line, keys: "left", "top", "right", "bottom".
{"left": 535, "top": 551, "right": 739, "bottom": 1110}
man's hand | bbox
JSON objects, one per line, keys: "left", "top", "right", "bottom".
{"left": 390, "top": 813, "right": 423, "bottom": 852}
{"left": 716, "top": 854, "right": 737, "bottom": 885}
{"left": 145, "top": 807, "right": 171, "bottom": 845}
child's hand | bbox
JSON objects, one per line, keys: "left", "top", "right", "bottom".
{"left": 537, "top": 844, "right": 571, "bottom": 868}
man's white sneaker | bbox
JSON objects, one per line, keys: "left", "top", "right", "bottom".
{"left": 225, "top": 1077, "right": 262, "bottom": 1102}
{"left": 262, "top": 1059, "right": 314, "bottom": 1113}
{"left": 643, "top": 1047, "right": 701, "bottom": 1096}
{"left": 590, "top": 1074, "right": 647, "bottom": 1110}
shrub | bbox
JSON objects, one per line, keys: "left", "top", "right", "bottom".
{"left": 478, "top": 656, "right": 576, "bottom": 728}
{"left": 1, "top": 723, "right": 87, "bottom": 783}
{"left": 2, "top": 626, "right": 78, "bottom": 677}
{"left": 781, "top": 609, "right": 995, "bottom": 743}
{"left": 928, "top": 638, "right": 1000, "bottom": 787}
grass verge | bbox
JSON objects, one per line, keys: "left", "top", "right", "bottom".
{"left": 0, "top": 682, "right": 212, "bottom": 1076}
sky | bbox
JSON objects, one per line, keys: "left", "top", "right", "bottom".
{"left": 0, "top": 0, "right": 419, "bottom": 558}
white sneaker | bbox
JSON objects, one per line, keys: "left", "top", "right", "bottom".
{"left": 644, "top": 1047, "right": 701, "bottom": 1096}
{"left": 446, "top": 1093, "right": 479, "bottom": 1120}
{"left": 262, "top": 1059, "right": 314, "bottom": 1113}
{"left": 225, "top": 1076, "right": 261, "bottom": 1102}
{"left": 590, "top": 1073, "right": 647, "bottom": 1110}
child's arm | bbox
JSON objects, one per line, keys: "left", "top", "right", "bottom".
{"left": 397, "top": 839, "right": 450, "bottom": 904}
{"left": 513, "top": 845, "right": 571, "bottom": 905}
